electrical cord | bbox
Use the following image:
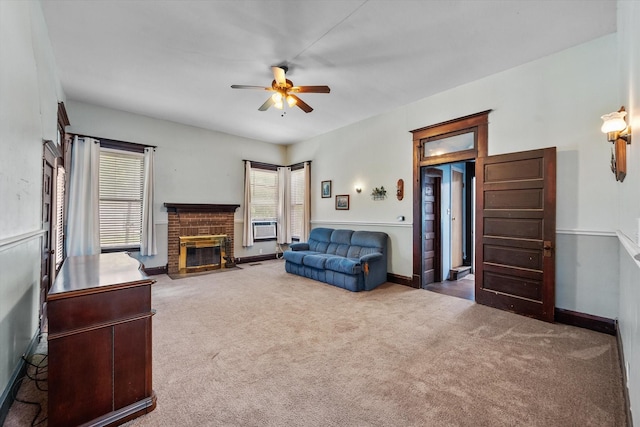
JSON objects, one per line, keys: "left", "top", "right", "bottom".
{"left": 11, "top": 353, "right": 48, "bottom": 426}
{"left": 23, "top": 354, "right": 48, "bottom": 391}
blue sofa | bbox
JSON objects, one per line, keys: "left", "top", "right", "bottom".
{"left": 283, "top": 227, "right": 388, "bottom": 292}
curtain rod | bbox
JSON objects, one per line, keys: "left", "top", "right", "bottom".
{"left": 71, "top": 133, "right": 157, "bottom": 149}
{"left": 243, "top": 160, "right": 311, "bottom": 168}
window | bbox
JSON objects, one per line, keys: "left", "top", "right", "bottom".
{"left": 243, "top": 161, "right": 309, "bottom": 245}
{"left": 99, "top": 148, "right": 144, "bottom": 249}
{"left": 54, "top": 166, "right": 65, "bottom": 269}
{"left": 250, "top": 167, "right": 278, "bottom": 222}
{"left": 290, "top": 168, "right": 304, "bottom": 239}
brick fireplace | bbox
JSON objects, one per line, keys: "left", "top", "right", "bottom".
{"left": 165, "top": 203, "right": 240, "bottom": 275}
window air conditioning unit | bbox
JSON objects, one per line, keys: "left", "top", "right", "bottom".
{"left": 253, "top": 221, "right": 277, "bottom": 240}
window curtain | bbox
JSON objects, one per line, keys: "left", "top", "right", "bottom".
{"left": 242, "top": 161, "right": 254, "bottom": 247}
{"left": 140, "top": 147, "right": 157, "bottom": 255}
{"left": 277, "top": 167, "right": 292, "bottom": 244}
{"left": 66, "top": 136, "right": 100, "bottom": 256}
{"left": 302, "top": 161, "right": 311, "bottom": 241}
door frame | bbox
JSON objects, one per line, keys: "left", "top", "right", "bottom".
{"left": 411, "top": 110, "right": 490, "bottom": 289}
{"left": 42, "top": 140, "right": 63, "bottom": 333}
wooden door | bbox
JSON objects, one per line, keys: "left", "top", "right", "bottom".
{"left": 451, "top": 170, "right": 463, "bottom": 268}
{"left": 422, "top": 168, "right": 442, "bottom": 286}
{"left": 475, "top": 148, "right": 556, "bottom": 322}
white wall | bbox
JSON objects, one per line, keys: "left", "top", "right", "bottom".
{"left": 616, "top": 0, "right": 640, "bottom": 423}
{"left": 0, "top": 0, "right": 64, "bottom": 405}
{"left": 289, "top": 34, "right": 621, "bottom": 317}
{"left": 66, "top": 101, "right": 287, "bottom": 266}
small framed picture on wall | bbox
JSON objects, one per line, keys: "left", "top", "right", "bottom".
{"left": 321, "top": 180, "right": 332, "bottom": 198}
{"left": 335, "top": 194, "right": 349, "bottom": 210}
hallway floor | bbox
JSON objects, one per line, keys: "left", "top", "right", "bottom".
{"left": 424, "top": 274, "right": 475, "bottom": 301}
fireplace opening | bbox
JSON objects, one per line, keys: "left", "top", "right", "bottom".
{"left": 179, "top": 235, "right": 227, "bottom": 273}
{"left": 186, "top": 246, "right": 220, "bottom": 268}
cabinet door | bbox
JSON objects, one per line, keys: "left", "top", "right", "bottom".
{"left": 114, "top": 317, "right": 152, "bottom": 409}
{"left": 48, "top": 328, "right": 113, "bottom": 427}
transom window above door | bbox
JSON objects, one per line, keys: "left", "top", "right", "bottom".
{"left": 413, "top": 110, "right": 490, "bottom": 166}
{"left": 423, "top": 130, "right": 475, "bottom": 158}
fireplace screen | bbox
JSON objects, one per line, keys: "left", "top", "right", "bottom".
{"left": 179, "top": 234, "right": 227, "bottom": 273}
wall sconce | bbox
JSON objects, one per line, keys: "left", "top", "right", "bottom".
{"left": 601, "top": 106, "right": 632, "bottom": 182}
{"left": 355, "top": 186, "right": 362, "bottom": 193}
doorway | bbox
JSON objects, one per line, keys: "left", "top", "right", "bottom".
{"left": 421, "top": 161, "right": 475, "bottom": 301}
{"left": 411, "top": 111, "right": 488, "bottom": 293}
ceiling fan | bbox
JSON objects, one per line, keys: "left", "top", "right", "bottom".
{"left": 231, "top": 66, "right": 330, "bottom": 113}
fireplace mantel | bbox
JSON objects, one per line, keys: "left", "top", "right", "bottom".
{"left": 164, "top": 203, "right": 239, "bottom": 213}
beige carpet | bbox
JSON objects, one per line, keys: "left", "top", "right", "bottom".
{"left": 4, "top": 260, "right": 626, "bottom": 426}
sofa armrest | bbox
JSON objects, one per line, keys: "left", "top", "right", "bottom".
{"left": 359, "top": 253, "right": 383, "bottom": 263}
{"left": 290, "top": 242, "right": 309, "bottom": 251}
{"left": 359, "top": 252, "right": 387, "bottom": 291}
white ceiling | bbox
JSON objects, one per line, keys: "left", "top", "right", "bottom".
{"left": 41, "top": 0, "right": 617, "bottom": 145}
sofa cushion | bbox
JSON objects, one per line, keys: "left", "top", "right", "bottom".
{"left": 331, "top": 229, "right": 354, "bottom": 245}
{"left": 325, "top": 257, "right": 361, "bottom": 275}
{"left": 307, "top": 228, "right": 334, "bottom": 252}
{"left": 326, "top": 243, "right": 350, "bottom": 256}
{"left": 346, "top": 245, "right": 363, "bottom": 258}
{"left": 302, "top": 254, "right": 328, "bottom": 269}
{"left": 352, "top": 231, "right": 386, "bottom": 251}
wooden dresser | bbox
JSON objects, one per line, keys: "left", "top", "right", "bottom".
{"left": 48, "top": 252, "right": 156, "bottom": 427}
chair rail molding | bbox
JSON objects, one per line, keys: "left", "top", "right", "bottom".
{"left": 0, "top": 229, "right": 45, "bottom": 253}
{"left": 556, "top": 229, "right": 617, "bottom": 237}
{"left": 311, "top": 220, "right": 412, "bottom": 228}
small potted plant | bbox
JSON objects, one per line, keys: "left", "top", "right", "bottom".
{"left": 371, "top": 186, "right": 387, "bottom": 200}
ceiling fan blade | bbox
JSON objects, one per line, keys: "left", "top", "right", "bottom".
{"left": 290, "top": 85, "right": 331, "bottom": 93}
{"left": 258, "top": 97, "right": 275, "bottom": 111}
{"left": 272, "top": 66, "right": 287, "bottom": 86}
{"left": 231, "top": 85, "right": 273, "bottom": 90}
{"left": 289, "top": 94, "right": 313, "bottom": 113}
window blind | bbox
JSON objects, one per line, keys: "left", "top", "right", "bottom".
{"left": 250, "top": 168, "right": 278, "bottom": 222}
{"left": 54, "top": 167, "right": 65, "bottom": 269}
{"left": 99, "top": 148, "right": 144, "bottom": 248}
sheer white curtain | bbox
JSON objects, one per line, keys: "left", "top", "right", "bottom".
{"left": 140, "top": 147, "right": 157, "bottom": 256}
{"left": 242, "top": 161, "right": 254, "bottom": 247}
{"left": 302, "top": 162, "right": 311, "bottom": 241}
{"left": 66, "top": 136, "right": 100, "bottom": 256}
{"left": 277, "top": 166, "right": 292, "bottom": 244}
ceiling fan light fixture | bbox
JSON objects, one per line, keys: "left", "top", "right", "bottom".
{"left": 232, "top": 66, "right": 329, "bottom": 113}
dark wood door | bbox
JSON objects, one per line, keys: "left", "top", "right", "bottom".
{"left": 451, "top": 170, "right": 463, "bottom": 268}
{"left": 422, "top": 168, "right": 442, "bottom": 286}
{"left": 41, "top": 158, "right": 54, "bottom": 333}
{"left": 475, "top": 148, "right": 556, "bottom": 322}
